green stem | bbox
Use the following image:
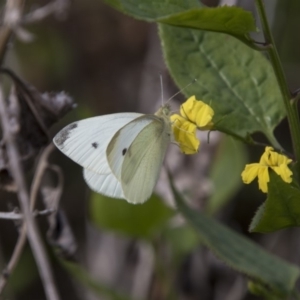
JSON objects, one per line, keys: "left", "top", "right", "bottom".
{"left": 255, "top": 0, "right": 300, "bottom": 164}
{"left": 236, "top": 35, "right": 272, "bottom": 52}
{"left": 264, "top": 131, "right": 282, "bottom": 151}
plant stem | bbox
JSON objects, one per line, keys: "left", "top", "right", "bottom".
{"left": 264, "top": 131, "right": 282, "bottom": 151}
{"left": 255, "top": 0, "right": 300, "bottom": 166}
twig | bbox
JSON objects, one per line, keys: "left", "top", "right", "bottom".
{"left": 0, "top": 143, "right": 57, "bottom": 294}
{"left": 30, "top": 144, "right": 57, "bottom": 210}
{"left": 0, "top": 0, "right": 25, "bottom": 65}
{"left": 0, "top": 209, "right": 55, "bottom": 220}
{"left": 23, "top": 0, "right": 70, "bottom": 24}
{"left": 0, "top": 211, "right": 22, "bottom": 220}
{"left": 0, "top": 68, "right": 49, "bottom": 137}
{"left": 45, "top": 164, "right": 64, "bottom": 210}
{"left": 0, "top": 87, "right": 60, "bottom": 300}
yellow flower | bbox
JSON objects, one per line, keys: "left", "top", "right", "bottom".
{"left": 180, "top": 95, "right": 214, "bottom": 130}
{"left": 170, "top": 95, "right": 214, "bottom": 155}
{"left": 170, "top": 114, "right": 199, "bottom": 154}
{"left": 241, "top": 147, "right": 293, "bottom": 193}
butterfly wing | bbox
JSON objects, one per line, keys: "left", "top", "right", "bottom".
{"left": 120, "top": 117, "right": 171, "bottom": 204}
{"left": 53, "top": 113, "right": 142, "bottom": 174}
{"left": 106, "top": 116, "right": 156, "bottom": 179}
{"left": 83, "top": 115, "right": 165, "bottom": 200}
{"left": 83, "top": 169, "right": 124, "bottom": 198}
{"left": 53, "top": 110, "right": 171, "bottom": 203}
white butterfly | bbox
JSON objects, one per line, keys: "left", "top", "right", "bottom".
{"left": 53, "top": 104, "right": 173, "bottom": 204}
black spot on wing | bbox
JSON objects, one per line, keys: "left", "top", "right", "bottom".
{"left": 92, "top": 142, "right": 98, "bottom": 149}
{"left": 122, "top": 148, "right": 127, "bottom": 155}
{"left": 54, "top": 123, "right": 78, "bottom": 146}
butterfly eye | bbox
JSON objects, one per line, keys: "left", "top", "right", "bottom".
{"left": 122, "top": 148, "right": 127, "bottom": 155}
{"left": 91, "top": 142, "right": 98, "bottom": 149}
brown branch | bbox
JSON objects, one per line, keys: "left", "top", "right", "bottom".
{"left": 0, "top": 68, "right": 50, "bottom": 137}
{"left": 0, "top": 0, "right": 25, "bottom": 65}
{"left": 0, "top": 211, "right": 22, "bottom": 220}
{"left": 23, "top": 0, "right": 70, "bottom": 24}
{"left": 30, "top": 144, "right": 57, "bottom": 210}
{"left": 0, "top": 87, "right": 60, "bottom": 300}
{"left": 44, "top": 164, "right": 64, "bottom": 211}
{"left": 0, "top": 143, "right": 58, "bottom": 295}
{"left": 0, "top": 209, "right": 55, "bottom": 220}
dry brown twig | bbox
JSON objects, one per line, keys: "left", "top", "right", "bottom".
{"left": 0, "top": 208, "right": 55, "bottom": 220}
{"left": 0, "top": 143, "right": 60, "bottom": 295}
{"left": 0, "top": 0, "right": 72, "bottom": 298}
{"left": 0, "top": 1, "right": 58, "bottom": 297}
{"left": 0, "top": 0, "right": 70, "bottom": 46}
{"left": 0, "top": 87, "right": 60, "bottom": 300}
{"left": 0, "top": 0, "right": 25, "bottom": 63}
{"left": 23, "top": 0, "right": 70, "bottom": 24}
{"left": 0, "top": 141, "right": 62, "bottom": 296}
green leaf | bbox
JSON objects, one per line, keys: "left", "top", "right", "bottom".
{"left": 159, "top": 25, "right": 285, "bottom": 143}
{"left": 159, "top": 6, "right": 257, "bottom": 37}
{"left": 250, "top": 172, "right": 300, "bottom": 233}
{"left": 248, "top": 281, "right": 288, "bottom": 300}
{"left": 60, "top": 259, "right": 133, "bottom": 300}
{"left": 103, "top": 1, "right": 256, "bottom": 41}
{"left": 290, "top": 162, "right": 300, "bottom": 188}
{"left": 169, "top": 173, "right": 300, "bottom": 296}
{"left": 102, "top": 0, "right": 124, "bottom": 13}
{"left": 103, "top": 0, "right": 200, "bottom": 19}
{"left": 89, "top": 193, "right": 175, "bottom": 239}
{"left": 206, "top": 137, "right": 247, "bottom": 214}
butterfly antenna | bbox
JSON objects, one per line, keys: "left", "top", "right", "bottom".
{"left": 160, "top": 73, "right": 164, "bottom": 105}
{"left": 166, "top": 78, "right": 197, "bottom": 104}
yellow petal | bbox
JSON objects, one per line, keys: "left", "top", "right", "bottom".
{"left": 180, "top": 96, "right": 214, "bottom": 128}
{"left": 171, "top": 114, "right": 200, "bottom": 155}
{"left": 267, "top": 149, "right": 288, "bottom": 167}
{"left": 271, "top": 164, "right": 293, "bottom": 183}
{"left": 258, "top": 147, "right": 293, "bottom": 186}
{"left": 241, "top": 163, "right": 261, "bottom": 184}
{"left": 276, "top": 153, "right": 292, "bottom": 166}
{"left": 259, "top": 146, "right": 274, "bottom": 165}
{"left": 259, "top": 146, "right": 292, "bottom": 167}
{"left": 257, "top": 166, "right": 269, "bottom": 193}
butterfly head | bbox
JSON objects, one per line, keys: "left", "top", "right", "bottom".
{"left": 155, "top": 103, "right": 172, "bottom": 119}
